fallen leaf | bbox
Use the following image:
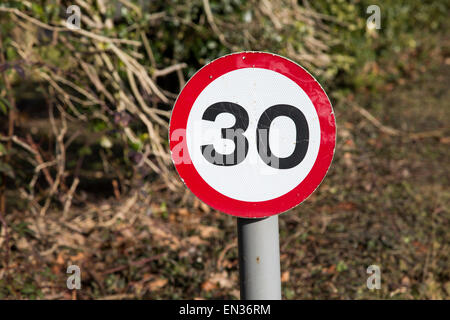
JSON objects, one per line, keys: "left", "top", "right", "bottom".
{"left": 208, "top": 271, "right": 233, "bottom": 289}
{"left": 200, "top": 202, "right": 210, "bottom": 213}
{"left": 440, "top": 136, "right": 450, "bottom": 144}
{"left": 337, "top": 202, "right": 356, "bottom": 211}
{"left": 70, "top": 252, "right": 85, "bottom": 262}
{"left": 120, "top": 228, "right": 134, "bottom": 240}
{"left": 230, "top": 289, "right": 240, "bottom": 299}
{"left": 343, "top": 152, "right": 353, "bottom": 167}
{"left": 186, "top": 235, "right": 208, "bottom": 246}
{"left": 56, "top": 253, "right": 65, "bottom": 265}
{"left": 148, "top": 278, "right": 168, "bottom": 291}
{"left": 198, "top": 225, "right": 220, "bottom": 239}
{"left": 16, "top": 237, "right": 29, "bottom": 250}
{"left": 401, "top": 276, "right": 410, "bottom": 287}
{"left": 281, "top": 271, "right": 290, "bottom": 282}
{"left": 142, "top": 274, "right": 152, "bottom": 282}
{"left": 201, "top": 280, "right": 217, "bottom": 292}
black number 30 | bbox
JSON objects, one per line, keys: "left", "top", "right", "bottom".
{"left": 201, "top": 102, "right": 309, "bottom": 169}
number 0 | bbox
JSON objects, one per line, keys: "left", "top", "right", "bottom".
{"left": 256, "top": 104, "right": 309, "bottom": 169}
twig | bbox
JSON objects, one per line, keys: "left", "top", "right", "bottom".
{"left": 353, "top": 104, "right": 448, "bottom": 139}
{"left": 0, "top": 135, "right": 37, "bottom": 156}
{"left": 63, "top": 178, "right": 80, "bottom": 217}
{"left": 0, "top": 7, "right": 141, "bottom": 46}
{"left": 217, "top": 240, "right": 237, "bottom": 271}
{"left": 25, "top": 134, "right": 55, "bottom": 188}
{"left": 202, "top": 0, "right": 237, "bottom": 50}
{"left": 153, "top": 63, "right": 187, "bottom": 78}
{"left": 140, "top": 31, "right": 156, "bottom": 67}
{"left": 353, "top": 104, "right": 400, "bottom": 136}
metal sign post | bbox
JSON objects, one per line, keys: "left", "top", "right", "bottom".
{"left": 169, "top": 52, "right": 336, "bottom": 300}
{"left": 237, "top": 216, "right": 281, "bottom": 300}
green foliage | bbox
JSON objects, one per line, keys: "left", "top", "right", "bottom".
{"left": 336, "top": 261, "right": 348, "bottom": 273}
{"left": 0, "top": 96, "right": 12, "bottom": 114}
{"left": 312, "top": 0, "right": 449, "bottom": 89}
{"left": 0, "top": 161, "right": 14, "bottom": 179}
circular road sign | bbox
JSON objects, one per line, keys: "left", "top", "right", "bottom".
{"left": 169, "top": 52, "right": 335, "bottom": 218}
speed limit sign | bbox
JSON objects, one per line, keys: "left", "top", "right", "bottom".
{"left": 169, "top": 52, "right": 336, "bottom": 218}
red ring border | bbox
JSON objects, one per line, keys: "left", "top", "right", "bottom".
{"left": 169, "top": 52, "right": 336, "bottom": 218}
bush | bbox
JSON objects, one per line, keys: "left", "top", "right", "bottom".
{"left": 0, "top": 0, "right": 448, "bottom": 213}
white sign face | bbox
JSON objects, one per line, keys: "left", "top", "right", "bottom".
{"left": 185, "top": 68, "right": 321, "bottom": 202}
{"left": 170, "top": 52, "right": 336, "bottom": 218}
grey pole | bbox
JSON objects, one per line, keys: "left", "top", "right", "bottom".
{"left": 237, "top": 216, "right": 282, "bottom": 300}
